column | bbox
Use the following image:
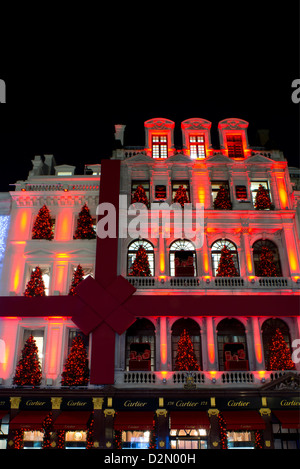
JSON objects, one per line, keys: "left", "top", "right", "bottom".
{"left": 7, "top": 397, "right": 21, "bottom": 449}
{"left": 205, "top": 317, "right": 218, "bottom": 371}
{"left": 159, "top": 317, "right": 168, "bottom": 371}
{"left": 242, "top": 228, "right": 254, "bottom": 277}
{"left": 251, "top": 317, "right": 264, "bottom": 371}
{"left": 156, "top": 401, "right": 169, "bottom": 449}
{"left": 259, "top": 402, "right": 274, "bottom": 449}
{"left": 282, "top": 224, "right": 300, "bottom": 276}
{"left": 50, "top": 397, "right": 62, "bottom": 449}
{"left": 208, "top": 398, "right": 221, "bottom": 450}
{"left": 92, "top": 397, "right": 105, "bottom": 449}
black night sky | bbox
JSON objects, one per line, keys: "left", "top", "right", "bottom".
{"left": 0, "top": 4, "right": 299, "bottom": 192}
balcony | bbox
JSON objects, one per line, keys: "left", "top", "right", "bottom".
{"left": 127, "top": 276, "right": 300, "bottom": 291}
{"left": 115, "top": 370, "right": 299, "bottom": 389}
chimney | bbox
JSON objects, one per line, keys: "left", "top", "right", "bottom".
{"left": 114, "top": 124, "right": 126, "bottom": 147}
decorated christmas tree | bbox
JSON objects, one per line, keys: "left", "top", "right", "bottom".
{"left": 129, "top": 246, "right": 152, "bottom": 277}
{"left": 218, "top": 413, "right": 228, "bottom": 449}
{"left": 254, "top": 184, "right": 272, "bottom": 210}
{"left": 257, "top": 246, "right": 278, "bottom": 277}
{"left": 267, "top": 328, "right": 295, "bottom": 371}
{"left": 61, "top": 335, "right": 90, "bottom": 386}
{"left": 32, "top": 204, "right": 54, "bottom": 240}
{"left": 174, "top": 329, "right": 200, "bottom": 371}
{"left": 68, "top": 264, "right": 85, "bottom": 295}
{"left": 13, "top": 335, "right": 42, "bottom": 386}
{"left": 24, "top": 266, "right": 46, "bottom": 297}
{"left": 174, "top": 185, "right": 189, "bottom": 208}
{"left": 73, "top": 203, "right": 96, "bottom": 239}
{"left": 216, "top": 246, "right": 239, "bottom": 277}
{"left": 132, "top": 184, "right": 149, "bottom": 207}
{"left": 213, "top": 185, "right": 232, "bottom": 210}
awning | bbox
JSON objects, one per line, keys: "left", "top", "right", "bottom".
{"left": 53, "top": 411, "right": 91, "bottom": 430}
{"left": 273, "top": 411, "right": 300, "bottom": 429}
{"left": 114, "top": 412, "right": 154, "bottom": 431}
{"left": 170, "top": 411, "right": 210, "bottom": 430}
{"left": 9, "top": 411, "right": 49, "bottom": 430}
{"left": 222, "top": 411, "right": 265, "bottom": 430}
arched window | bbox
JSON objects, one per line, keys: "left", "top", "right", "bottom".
{"left": 169, "top": 239, "right": 197, "bottom": 277}
{"left": 127, "top": 239, "right": 154, "bottom": 276}
{"left": 261, "top": 318, "right": 292, "bottom": 369}
{"left": 125, "top": 319, "right": 156, "bottom": 371}
{"left": 211, "top": 239, "right": 239, "bottom": 277}
{"left": 252, "top": 239, "right": 282, "bottom": 277}
{"left": 217, "top": 318, "right": 248, "bottom": 371}
{"left": 171, "top": 318, "right": 202, "bottom": 370}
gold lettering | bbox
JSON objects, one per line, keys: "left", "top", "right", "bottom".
{"left": 227, "top": 400, "right": 250, "bottom": 407}
{"left": 124, "top": 400, "right": 147, "bottom": 407}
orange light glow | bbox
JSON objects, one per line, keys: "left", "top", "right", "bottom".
{"left": 277, "top": 177, "right": 288, "bottom": 208}
{"left": 160, "top": 319, "right": 167, "bottom": 366}
{"left": 198, "top": 187, "right": 205, "bottom": 205}
{"left": 160, "top": 251, "right": 165, "bottom": 274}
{"left": 13, "top": 265, "right": 21, "bottom": 291}
{"left": 56, "top": 253, "right": 70, "bottom": 259}
{"left": 203, "top": 253, "right": 209, "bottom": 273}
{"left": 253, "top": 319, "right": 263, "bottom": 364}
{"left": 48, "top": 327, "right": 60, "bottom": 376}
{"left": 206, "top": 319, "right": 215, "bottom": 364}
{"left": 288, "top": 250, "right": 299, "bottom": 273}
{"left": 246, "top": 253, "right": 253, "bottom": 274}
{"left": 56, "top": 210, "right": 73, "bottom": 241}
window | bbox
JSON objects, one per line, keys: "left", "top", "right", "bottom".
{"left": 235, "top": 185, "right": 248, "bottom": 200}
{"left": 272, "top": 423, "right": 300, "bottom": 449}
{"left": 172, "top": 181, "right": 190, "bottom": 204}
{"left": 170, "top": 429, "right": 208, "bottom": 450}
{"left": 67, "top": 329, "right": 89, "bottom": 357}
{"left": 23, "top": 329, "right": 44, "bottom": 367}
{"left": 252, "top": 239, "right": 282, "bottom": 277}
{"left": 121, "top": 431, "right": 151, "bottom": 449}
{"left": 152, "top": 135, "right": 168, "bottom": 158}
{"left": 127, "top": 239, "right": 154, "bottom": 276}
{"left": 169, "top": 239, "right": 196, "bottom": 277}
{"left": 131, "top": 180, "right": 150, "bottom": 204}
{"left": 189, "top": 135, "right": 206, "bottom": 159}
{"left": 261, "top": 319, "right": 292, "bottom": 369}
{"left": 211, "top": 181, "right": 230, "bottom": 203}
{"left": 125, "top": 319, "right": 155, "bottom": 371}
{"left": 216, "top": 319, "right": 248, "bottom": 371}
{"left": 250, "top": 181, "right": 270, "bottom": 205}
{"left": 227, "top": 135, "right": 244, "bottom": 158}
{"left": 211, "top": 239, "right": 239, "bottom": 277}
{"left": 23, "top": 431, "right": 44, "bottom": 449}
{"left": 171, "top": 318, "right": 201, "bottom": 370}
{"left": 227, "top": 431, "right": 254, "bottom": 449}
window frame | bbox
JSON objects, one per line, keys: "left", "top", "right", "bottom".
{"left": 211, "top": 239, "right": 239, "bottom": 277}
{"left": 226, "top": 135, "right": 244, "bottom": 158}
{"left": 127, "top": 239, "right": 155, "bottom": 276}
{"left": 189, "top": 135, "right": 206, "bottom": 159}
{"left": 152, "top": 135, "right": 168, "bottom": 159}
{"left": 169, "top": 239, "right": 197, "bottom": 277}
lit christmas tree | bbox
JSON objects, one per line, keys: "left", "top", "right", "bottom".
{"left": 13, "top": 335, "right": 42, "bottom": 386}
{"left": 216, "top": 246, "right": 239, "bottom": 277}
{"left": 174, "top": 329, "right": 200, "bottom": 371}
{"left": 32, "top": 204, "right": 54, "bottom": 240}
{"left": 213, "top": 185, "right": 232, "bottom": 210}
{"left": 129, "top": 246, "right": 152, "bottom": 277}
{"left": 132, "top": 184, "right": 149, "bottom": 207}
{"left": 257, "top": 246, "right": 278, "bottom": 277}
{"left": 73, "top": 203, "right": 96, "bottom": 239}
{"left": 174, "top": 185, "right": 189, "bottom": 208}
{"left": 68, "top": 264, "right": 85, "bottom": 295}
{"left": 254, "top": 184, "right": 272, "bottom": 210}
{"left": 24, "top": 266, "right": 46, "bottom": 297}
{"left": 218, "top": 413, "right": 228, "bottom": 449}
{"left": 42, "top": 413, "right": 53, "bottom": 449}
{"left": 267, "top": 328, "right": 295, "bottom": 371}
{"left": 61, "top": 335, "right": 90, "bottom": 386}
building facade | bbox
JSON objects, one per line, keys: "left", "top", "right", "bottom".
{"left": 0, "top": 117, "right": 299, "bottom": 450}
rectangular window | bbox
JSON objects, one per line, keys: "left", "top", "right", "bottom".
{"left": 227, "top": 135, "right": 244, "bottom": 158}
{"left": 189, "top": 135, "right": 206, "bottom": 159}
{"left": 23, "top": 329, "right": 44, "bottom": 367}
{"left": 67, "top": 329, "right": 89, "bottom": 357}
{"left": 235, "top": 185, "right": 248, "bottom": 200}
{"left": 250, "top": 180, "right": 270, "bottom": 205}
{"left": 131, "top": 180, "right": 150, "bottom": 204}
{"left": 152, "top": 135, "right": 168, "bottom": 158}
{"left": 155, "top": 185, "right": 167, "bottom": 199}
{"left": 172, "top": 181, "right": 190, "bottom": 204}
{"left": 211, "top": 181, "right": 230, "bottom": 203}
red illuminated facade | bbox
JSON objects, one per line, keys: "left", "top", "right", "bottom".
{"left": 0, "top": 118, "right": 299, "bottom": 450}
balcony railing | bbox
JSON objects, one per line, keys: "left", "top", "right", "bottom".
{"left": 127, "top": 276, "right": 299, "bottom": 290}
{"left": 115, "top": 370, "right": 299, "bottom": 388}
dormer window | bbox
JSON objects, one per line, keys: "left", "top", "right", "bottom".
{"left": 152, "top": 135, "right": 168, "bottom": 159}
{"left": 189, "top": 135, "right": 206, "bottom": 159}
{"left": 227, "top": 135, "right": 244, "bottom": 158}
